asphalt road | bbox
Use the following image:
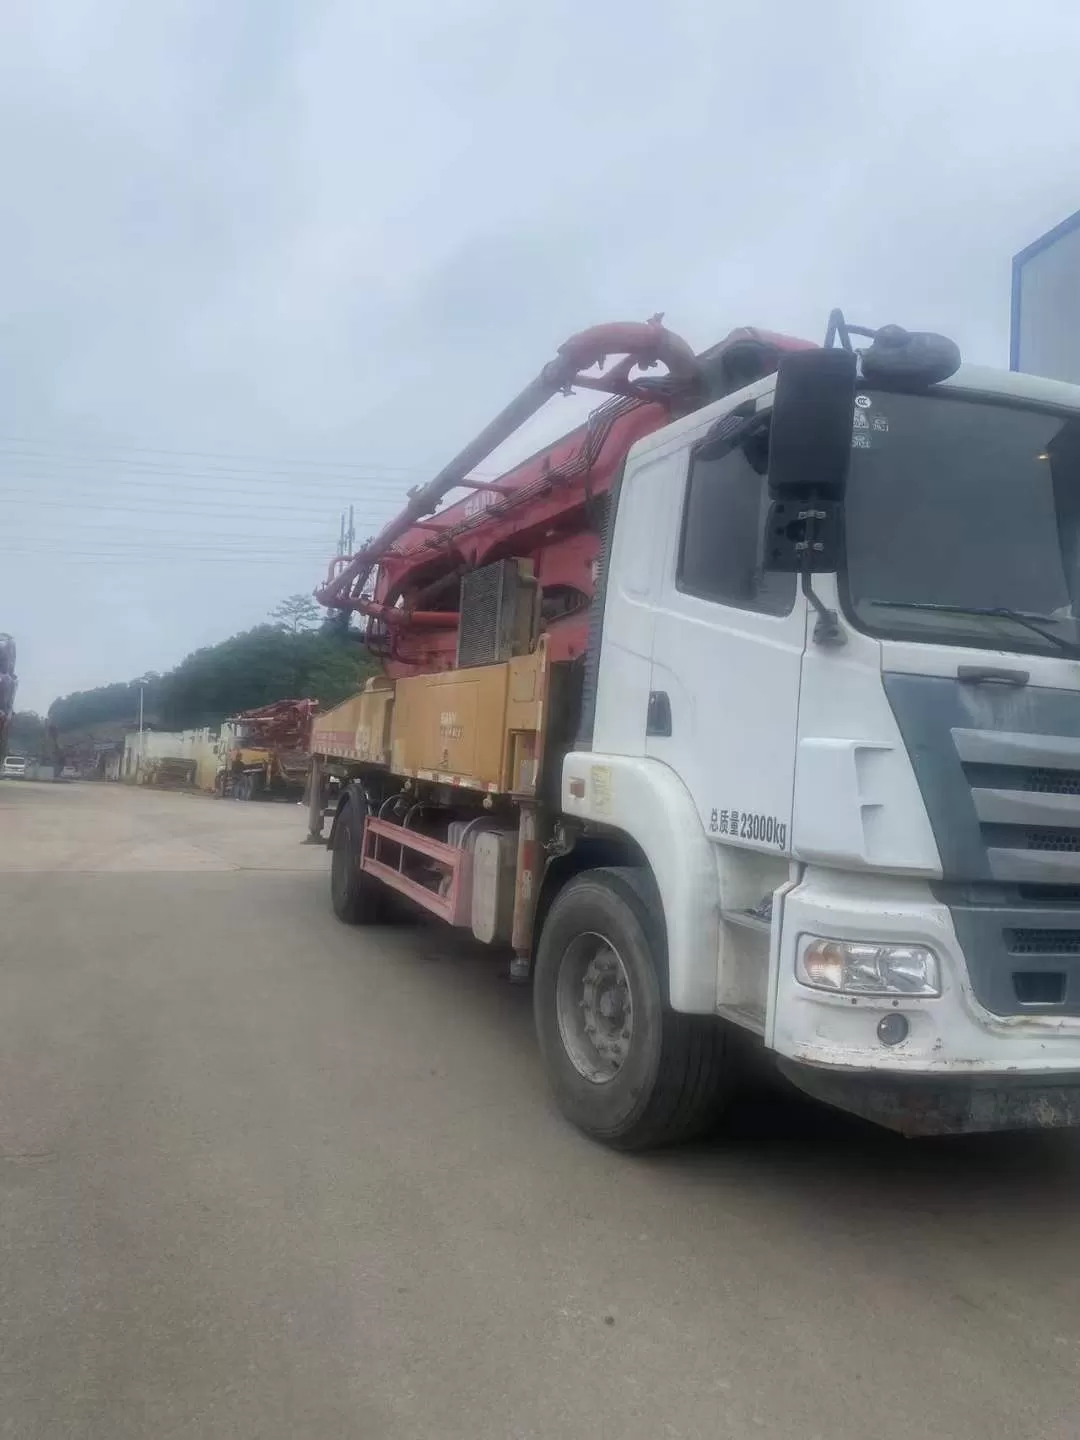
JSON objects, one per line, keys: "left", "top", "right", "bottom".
{"left": 2, "top": 780, "right": 1080, "bottom": 1439}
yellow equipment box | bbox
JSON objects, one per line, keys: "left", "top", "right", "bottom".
{"left": 311, "top": 677, "right": 394, "bottom": 764}
{"left": 390, "top": 662, "right": 510, "bottom": 790}
{"left": 312, "top": 644, "right": 548, "bottom": 796}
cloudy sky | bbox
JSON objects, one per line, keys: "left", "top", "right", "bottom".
{"left": 2, "top": 0, "right": 1078, "bottom": 712}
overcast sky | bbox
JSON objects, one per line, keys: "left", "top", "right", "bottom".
{"left": 2, "top": 0, "right": 1079, "bottom": 712}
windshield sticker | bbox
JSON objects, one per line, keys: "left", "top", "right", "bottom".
{"left": 855, "top": 393, "right": 872, "bottom": 408}
{"left": 872, "top": 413, "right": 889, "bottom": 432}
{"left": 853, "top": 409, "right": 869, "bottom": 430}
{"left": 851, "top": 432, "right": 872, "bottom": 449}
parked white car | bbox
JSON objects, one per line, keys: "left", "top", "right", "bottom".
{"left": 1, "top": 755, "right": 28, "bottom": 779}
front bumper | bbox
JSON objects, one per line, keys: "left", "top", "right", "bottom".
{"left": 778, "top": 1061, "right": 1080, "bottom": 1135}
{"left": 770, "top": 868, "right": 1080, "bottom": 1123}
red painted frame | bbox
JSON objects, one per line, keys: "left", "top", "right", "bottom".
{"left": 361, "top": 817, "right": 473, "bottom": 927}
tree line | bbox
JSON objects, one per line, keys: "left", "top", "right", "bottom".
{"left": 7, "top": 710, "right": 47, "bottom": 756}
{"left": 48, "top": 596, "right": 377, "bottom": 737}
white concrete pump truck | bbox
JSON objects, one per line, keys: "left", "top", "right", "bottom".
{"left": 309, "top": 311, "right": 1080, "bottom": 1147}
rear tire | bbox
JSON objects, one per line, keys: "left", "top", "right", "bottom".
{"left": 330, "top": 796, "right": 387, "bottom": 925}
{"left": 533, "top": 867, "right": 731, "bottom": 1150}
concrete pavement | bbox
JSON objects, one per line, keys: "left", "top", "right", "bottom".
{"left": 2, "top": 780, "right": 1080, "bottom": 1438}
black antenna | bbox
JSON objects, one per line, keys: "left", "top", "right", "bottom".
{"left": 825, "top": 309, "right": 879, "bottom": 352}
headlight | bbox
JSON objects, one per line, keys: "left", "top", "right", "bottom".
{"left": 797, "top": 936, "right": 941, "bottom": 997}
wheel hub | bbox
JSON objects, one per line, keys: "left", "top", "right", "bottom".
{"left": 555, "top": 933, "right": 634, "bottom": 1085}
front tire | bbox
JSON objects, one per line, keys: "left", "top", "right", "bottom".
{"left": 533, "top": 867, "right": 730, "bottom": 1150}
{"left": 330, "top": 795, "right": 386, "bottom": 925}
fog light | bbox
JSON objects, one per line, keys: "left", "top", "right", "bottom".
{"left": 797, "top": 936, "right": 940, "bottom": 996}
{"left": 877, "top": 1012, "right": 909, "bottom": 1046}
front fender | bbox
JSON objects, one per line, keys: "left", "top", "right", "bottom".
{"left": 561, "top": 754, "right": 719, "bottom": 1013}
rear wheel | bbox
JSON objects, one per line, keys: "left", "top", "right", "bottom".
{"left": 330, "top": 795, "right": 387, "bottom": 924}
{"left": 533, "top": 867, "right": 731, "bottom": 1150}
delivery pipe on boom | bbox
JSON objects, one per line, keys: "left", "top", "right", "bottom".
{"left": 315, "top": 319, "right": 701, "bottom": 622}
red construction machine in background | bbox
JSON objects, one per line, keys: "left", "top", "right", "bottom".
{"left": 216, "top": 698, "right": 319, "bottom": 801}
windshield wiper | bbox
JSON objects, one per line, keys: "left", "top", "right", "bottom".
{"left": 866, "top": 600, "right": 1080, "bottom": 658}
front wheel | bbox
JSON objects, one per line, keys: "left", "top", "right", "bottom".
{"left": 533, "top": 867, "right": 731, "bottom": 1150}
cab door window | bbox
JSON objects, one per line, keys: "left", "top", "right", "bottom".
{"left": 677, "top": 432, "right": 794, "bottom": 616}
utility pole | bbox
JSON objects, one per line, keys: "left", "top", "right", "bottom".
{"left": 137, "top": 674, "right": 153, "bottom": 740}
{"left": 326, "top": 507, "right": 359, "bottom": 637}
{"left": 337, "top": 505, "right": 356, "bottom": 557}
{"left": 134, "top": 675, "right": 150, "bottom": 781}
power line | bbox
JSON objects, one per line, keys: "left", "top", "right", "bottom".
{"left": 0, "top": 433, "right": 487, "bottom": 475}
{"left": 0, "top": 556, "right": 340, "bottom": 566}
{"left": 0, "top": 450, "right": 414, "bottom": 488}
{"left": 0, "top": 527, "right": 334, "bottom": 542}
{"left": 0, "top": 541, "right": 335, "bottom": 556}
{"left": 2, "top": 516, "right": 361, "bottom": 539}
{"left": 0, "top": 521, "right": 339, "bottom": 541}
{"left": 0, "top": 443, "right": 502, "bottom": 487}
{"left": 0, "top": 549, "right": 333, "bottom": 562}
{"left": 0, "top": 491, "right": 398, "bottom": 522}
{"left": 0, "top": 469, "right": 410, "bottom": 505}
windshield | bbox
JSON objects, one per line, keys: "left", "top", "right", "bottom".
{"left": 843, "top": 391, "right": 1080, "bottom": 655}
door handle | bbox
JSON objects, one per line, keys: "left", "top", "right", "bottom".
{"left": 646, "top": 691, "right": 672, "bottom": 737}
{"left": 957, "top": 665, "right": 1030, "bottom": 687}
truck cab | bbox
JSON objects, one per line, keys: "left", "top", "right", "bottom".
{"left": 564, "top": 332, "right": 1080, "bottom": 1135}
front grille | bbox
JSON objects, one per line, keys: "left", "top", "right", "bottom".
{"left": 1007, "top": 928, "right": 1080, "bottom": 955}
{"left": 1026, "top": 768, "right": 1080, "bottom": 795}
{"left": 1026, "top": 828, "right": 1080, "bottom": 852}
{"left": 885, "top": 678, "right": 1080, "bottom": 1016}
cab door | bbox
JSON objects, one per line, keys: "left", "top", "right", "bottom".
{"left": 644, "top": 406, "right": 807, "bottom": 857}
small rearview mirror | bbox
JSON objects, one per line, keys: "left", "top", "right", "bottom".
{"left": 768, "top": 347, "right": 857, "bottom": 501}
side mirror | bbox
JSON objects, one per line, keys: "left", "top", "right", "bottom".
{"left": 767, "top": 347, "right": 857, "bottom": 500}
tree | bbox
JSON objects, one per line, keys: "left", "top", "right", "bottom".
{"left": 160, "top": 626, "right": 377, "bottom": 729}
{"left": 269, "top": 594, "right": 322, "bottom": 633}
{"left": 7, "top": 710, "right": 46, "bottom": 756}
{"left": 49, "top": 677, "right": 163, "bottom": 735}
{"left": 48, "top": 621, "right": 379, "bottom": 737}
{"left": 320, "top": 606, "right": 352, "bottom": 638}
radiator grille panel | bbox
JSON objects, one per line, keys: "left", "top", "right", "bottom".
{"left": 1007, "top": 928, "right": 1080, "bottom": 955}
{"left": 455, "top": 560, "right": 535, "bottom": 669}
{"left": 1027, "top": 768, "right": 1080, "bottom": 795}
{"left": 1026, "top": 828, "right": 1080, "bottom": 853}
